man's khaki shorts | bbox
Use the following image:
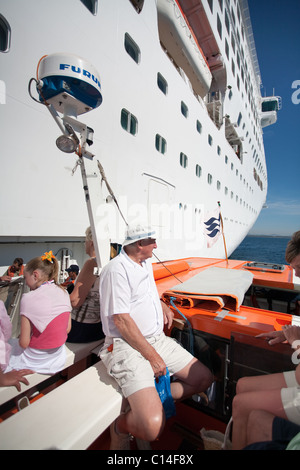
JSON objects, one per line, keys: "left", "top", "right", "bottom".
{"left": 100, "top": 333, "right": 194, "bottom": 398}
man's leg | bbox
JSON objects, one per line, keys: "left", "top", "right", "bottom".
{"left": 171, "top": 357, "right": 213, "bottom": 401}
{"left": 115, "top": 387, "right": 165, "bottom": 442}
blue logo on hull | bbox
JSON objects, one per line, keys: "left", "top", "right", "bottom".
{"left": 59, "top": 64, "right": 101, "bottom": 90}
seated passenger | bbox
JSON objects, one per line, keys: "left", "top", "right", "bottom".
{"left": 6, "top": 251, "right": 71, "bottom": 375}
{"left": 67, "top": 227, "right": 104, "bottom": 343}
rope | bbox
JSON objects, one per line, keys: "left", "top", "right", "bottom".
{"left": 97, "top": 160, "right": 128, "bottom": 227}
{"left": 169, "top": 296, "right": 194, "bottom": 355}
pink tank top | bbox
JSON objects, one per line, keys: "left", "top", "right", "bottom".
{"left": 29, "top": 312, "right": 69, "bottom": 349}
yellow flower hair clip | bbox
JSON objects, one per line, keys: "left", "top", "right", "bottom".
{"left": 41, "top": 250, "right": 55, "bottom": 263}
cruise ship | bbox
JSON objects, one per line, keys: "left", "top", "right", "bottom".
{"left": 0, "top": 0, "right": 281, "bottom": 270}
{"left": 3, "top": 2, "right": 300, "bottom": 453}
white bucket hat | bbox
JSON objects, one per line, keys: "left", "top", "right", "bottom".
{"left": 122, "top": 224, "right": 156, "bottom": 247}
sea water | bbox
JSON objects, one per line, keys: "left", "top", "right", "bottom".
{"left": 230, "top": 236, "right": 290, "bottom": 265}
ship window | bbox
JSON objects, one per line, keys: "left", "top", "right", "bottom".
{"left": 262, "top": 100, "right": 279, "bottom": 112}
{"left": 129, "top": 0, "right": 144, "bottom": 13}
{"left": 157, "top": 73, "right": 168, "bottom": 95}
{"left": 195, "top": 164, "right": 202, "bottom": 177}
{"left": 231, "top": 8, "right": 236, "bottom": 27}
{"left": 208, "top": 134, "right": 213, "bottom": 146}
{"left": 237, "top": 5, "right": 241, "bottom": 23}
{"left": 225, "top": 186, "right": 228, "bottom": 195}
{"left": 121, "top": 108, "right": 138, "bottom": 135}
{"left": 218, "top": 0, "right": 223, "bottom": 12}
{"left": 124, "top": 33, "right": 140, "bottom": 64}
{"left": 217, "top": 15, "right": 222, "bottom": 39}
{"left": 217, "top": 145, "right": 221, "bottom": 155}
{"left": 225, "top": 9, "right": 230, "bottom": 34}
{"left": 0, "top": 15, "right": 11, "bottom": 52}
{"left": 207, "top": 173, "right": 213, "bottom": 184}
{"left": 237, "top": 112, "right": 242, "bottom": 126}
{"left": 241, "top": 66, "right": 244, "bottom": 82}
{"left": 231, "top": 59, "right": 235, "bottom": 76}
{"left": 181, "top": 101, "right": 188, "bottom": 118}
{"left": 225, "top": 39, "right": 229, "bottom": 59}
{"left": 231, "top": 34, "right": 235, "bottom": 53}
{"left": 217, "top": 180, "right": 221, "bottom": 190}
{"left": 180, "top": 152, "right": 188, "bottom": 168}
{"left": 207, "top": 0, "right": 213, "bottom": 13}
{"left": 80, "top": 0, "right": 98, "bottom": 15}
{"left": 155, "top": 134, "right": 167, "bottom": 154}
{"left": 196, "top": 120, "right": 202, "bottom": 134}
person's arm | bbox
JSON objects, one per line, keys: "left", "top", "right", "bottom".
{"left": 67, "top": 313, "right": 72, "bottom": 333}
{"left": 19, "top": 315, "right": 32, "bottom": 348}
{"left": 161, "top": 300, "right": 174, "bottom": 329}
{"left": 113, "top": 313, "right": 166, "bottom": 378}
{"left": 70, "top": 258, "right": 97, "bottom": 308}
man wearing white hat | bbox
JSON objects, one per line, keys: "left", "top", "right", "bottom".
{"left": 99, "top": 224, "right": 213, "bottom": 449}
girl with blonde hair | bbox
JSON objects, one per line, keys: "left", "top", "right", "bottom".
{"left": 6, "top": 251, "right": 71, "bottom": 374}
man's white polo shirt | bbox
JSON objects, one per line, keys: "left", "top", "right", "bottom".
{"left": 99, "top": 248, "right": 163, "bottom": 338}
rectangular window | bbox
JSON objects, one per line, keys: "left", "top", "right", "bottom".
{"left": 157, "top": 73, "right": 168, "bottom": 95}
{"left": 217, "top": 14, "right": 222, "bottom": 39}
{"left": 124, "top": 33, "right": 140, "bottom": 64}
{"left": 155, "top": 134, "right": 167, "bottom": 154}
{"left": 80, "top": 0, "right": 98, "bottom": 15}
{"left": 231, "top": 33, "right": 235, "bottom": 53}
{"left": 225, "top": 9, "right": 230, "bottom": 35}
{"left": 225, "top": 39, "right": 229, "bottom": 59}
{"left": 181, "top": 101, "right": 189, "bottom": 118}
{"left": 121, "top": 109, "right": 138, "bottom": 135}
{"left": 195, "top": 164, "right": 202, "bottom": 177}
{"left": 180, "top": 152, "right": 188, "bottom": 168}
{"left": 196, "top": 120, "right": 202, "bottom": 134}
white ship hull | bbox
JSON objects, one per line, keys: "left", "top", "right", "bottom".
{"left": 0, "top": 0, "right": 278, "bottom": 268}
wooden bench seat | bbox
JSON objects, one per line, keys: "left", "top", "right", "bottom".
{"left": 0, "top": 360, "right": 122, "bottom": 450}
{"left": 0, "top": 339, "right": 104, "bottom": 407}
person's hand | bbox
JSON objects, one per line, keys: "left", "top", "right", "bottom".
{"left": 149, "top": 350, "right": 167, "bottom": 379}
{"left": 0, "top": 275, "right": 11, "bottom": 282}
{"left": 0, "top": 369, "right": 33, "bottom": 391}
{"left": 256, "top": 330, "right": 286, "bottom": 345}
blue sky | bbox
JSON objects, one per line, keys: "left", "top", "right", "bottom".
{"left": 247, "top": 0, "right": 300, "bottom": 236}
